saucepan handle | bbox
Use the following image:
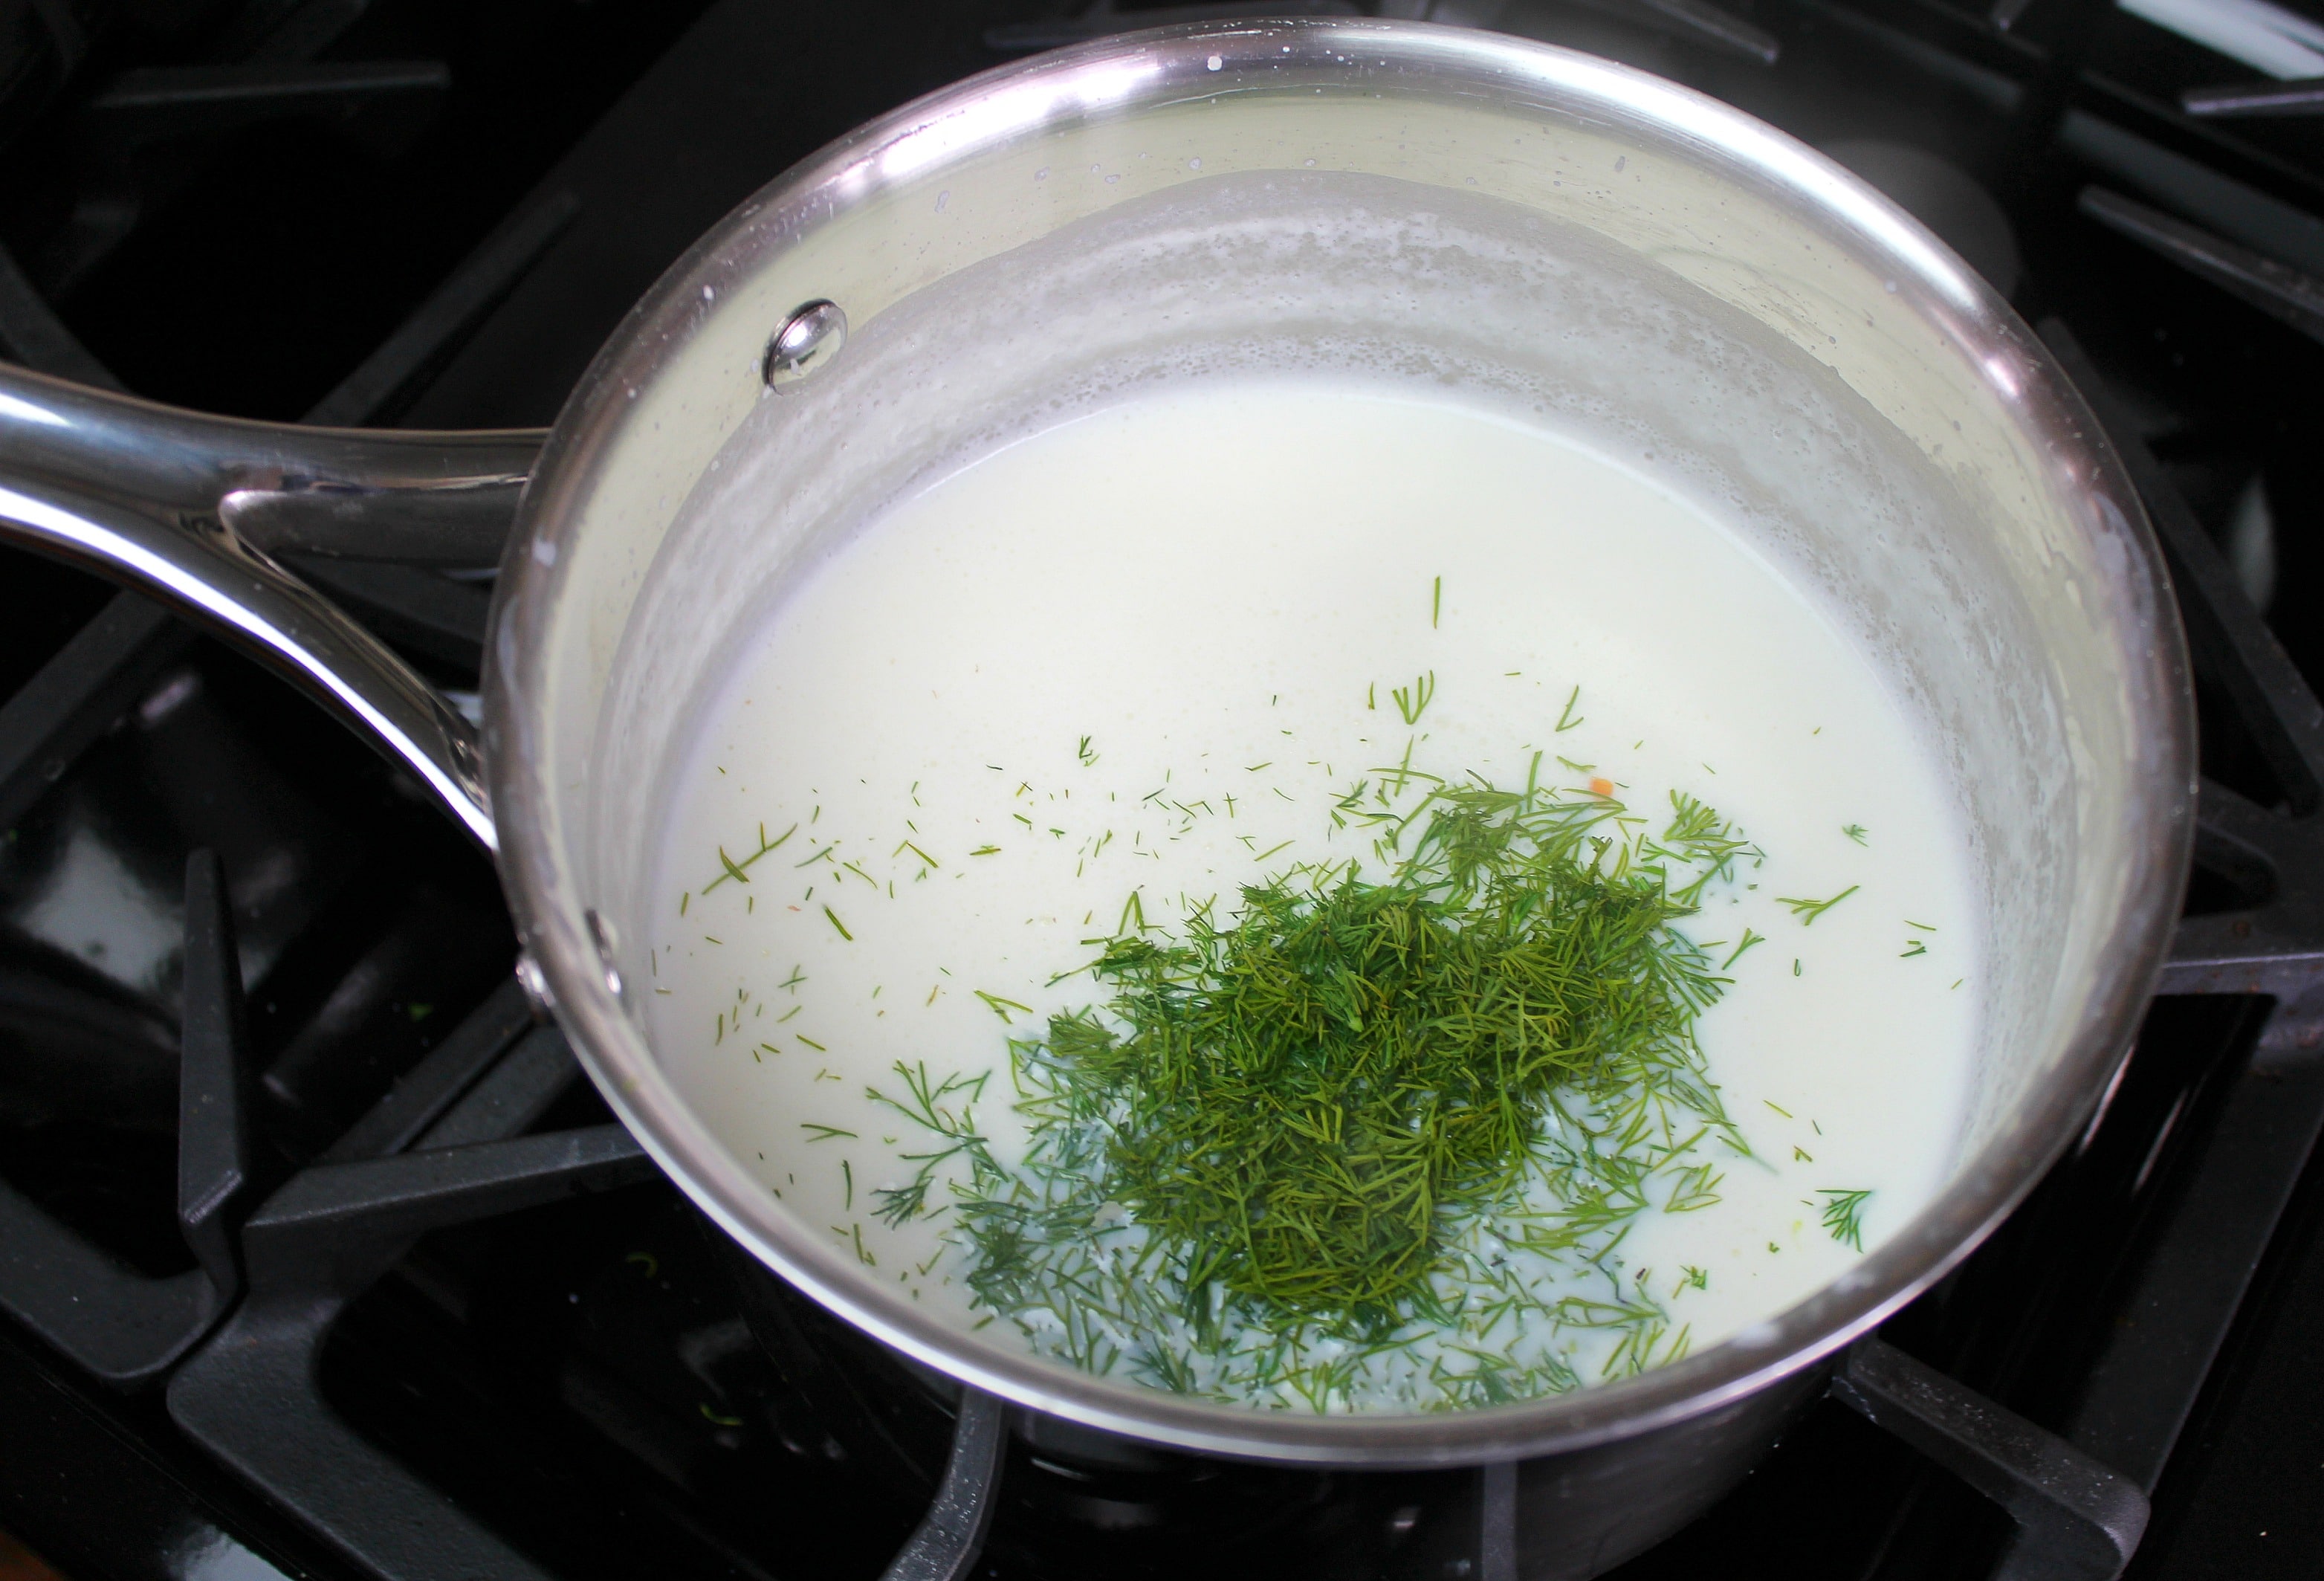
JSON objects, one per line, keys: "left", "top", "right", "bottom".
{"left": 0, "top": 360, "right": 542, "bottom": 850}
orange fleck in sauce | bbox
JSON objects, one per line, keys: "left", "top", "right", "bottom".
{"left": 1588, "top": 777, "right": 1616, "bottom": 797}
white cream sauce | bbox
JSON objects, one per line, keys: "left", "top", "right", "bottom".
{"left": 644, "top": 381, "right": 1980, "bottom": 1410}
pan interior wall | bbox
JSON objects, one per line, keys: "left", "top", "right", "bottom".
{"left": 595, "top": 166, "right": 2108, "bottom": 1226}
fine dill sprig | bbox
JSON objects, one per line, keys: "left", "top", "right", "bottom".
{"left": 1818, "top": 1188, "right": 1872, "bottom": 1251}
{"left": 973, "top": 990, "right": 1034, "bottom": 1024}
{"left": 866, "top": 1061, "right": 991, "bottom": 1229}
{"left": 704, "top": 822, "right": 798, "bottom": 893}
{"left": 1775, "top": 885, "right": 1859, "bottom": 925}
{"left": 1645, "top": 792, "right": 1762, "bottom": 907}
{"left": 1392, "top": 670, "right": 1437, "bottom": 726}
{"left": 1663, "top": 1162, "right": 1724, "bottom": 1213}
{"left": 1556, "top": 686, "right": 1584, "bottom": 733}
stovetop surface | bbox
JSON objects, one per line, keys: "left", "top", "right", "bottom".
{"left": 2, "top": 1, "right": 2323, "bottom": 1579}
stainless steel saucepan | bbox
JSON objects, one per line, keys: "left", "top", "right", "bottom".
{"left": 0, "top": 19, "right": 2192, "bottom": 1574}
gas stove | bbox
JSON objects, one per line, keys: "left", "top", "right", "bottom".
{"left": 1, "top": 1, "right": 2321, "bottom": 1578}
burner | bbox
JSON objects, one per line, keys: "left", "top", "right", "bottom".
{"left": 4, "top": 2, "right": 2324, "bottom": 1578}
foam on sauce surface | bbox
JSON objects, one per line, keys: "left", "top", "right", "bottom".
{"left": 645, "top": 381, "right": 1978, "bottom": 1412}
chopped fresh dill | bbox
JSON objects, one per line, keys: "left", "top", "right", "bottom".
{"left": 800, "top": 1122, "right": 856, "bottom": 1142}
{"left": 823, "top": 906, "right": 853, "bottom": 941}
{"left": 1818, "top": 1188, "right": 1872, "bottom": 1251}
{"left": 1431, "top": 575, "right": 1442, "bottom": 628}
{"left": 1900, "top": 940, "right": 1928, "bottom": 958}
{"left": 1842, "top": 824, "right": 1868, "bottom": 845}
{"left": 1774, "top": 885, "right": 1858, "bottom": 925}
{"left": 970, "top": 844, "right": 1002, "bottom": 857}
{"left": 881, "top": 763, "right": 1756, "bottom": 1412}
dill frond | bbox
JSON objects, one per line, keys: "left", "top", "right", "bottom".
{"left": 884, "top": 763, "right": 1765, "bottom": 1409}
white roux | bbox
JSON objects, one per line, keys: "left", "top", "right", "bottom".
{"left": 645, "top": 381, "right": 1979, "bottom": 1411}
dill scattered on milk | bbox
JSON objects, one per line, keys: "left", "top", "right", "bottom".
{"left": 875, "top": 757, "right": 1775, "bottom": 1411}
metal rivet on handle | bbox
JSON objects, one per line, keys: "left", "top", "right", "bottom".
{"left": 584, "top": 908, "right": 624, "bottom": 1000}
{"left": 514, "top": 952, "right": 556, "bottom": 1021}
{"left": 763, "top": 300, "right": 847, "bottom": 384}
